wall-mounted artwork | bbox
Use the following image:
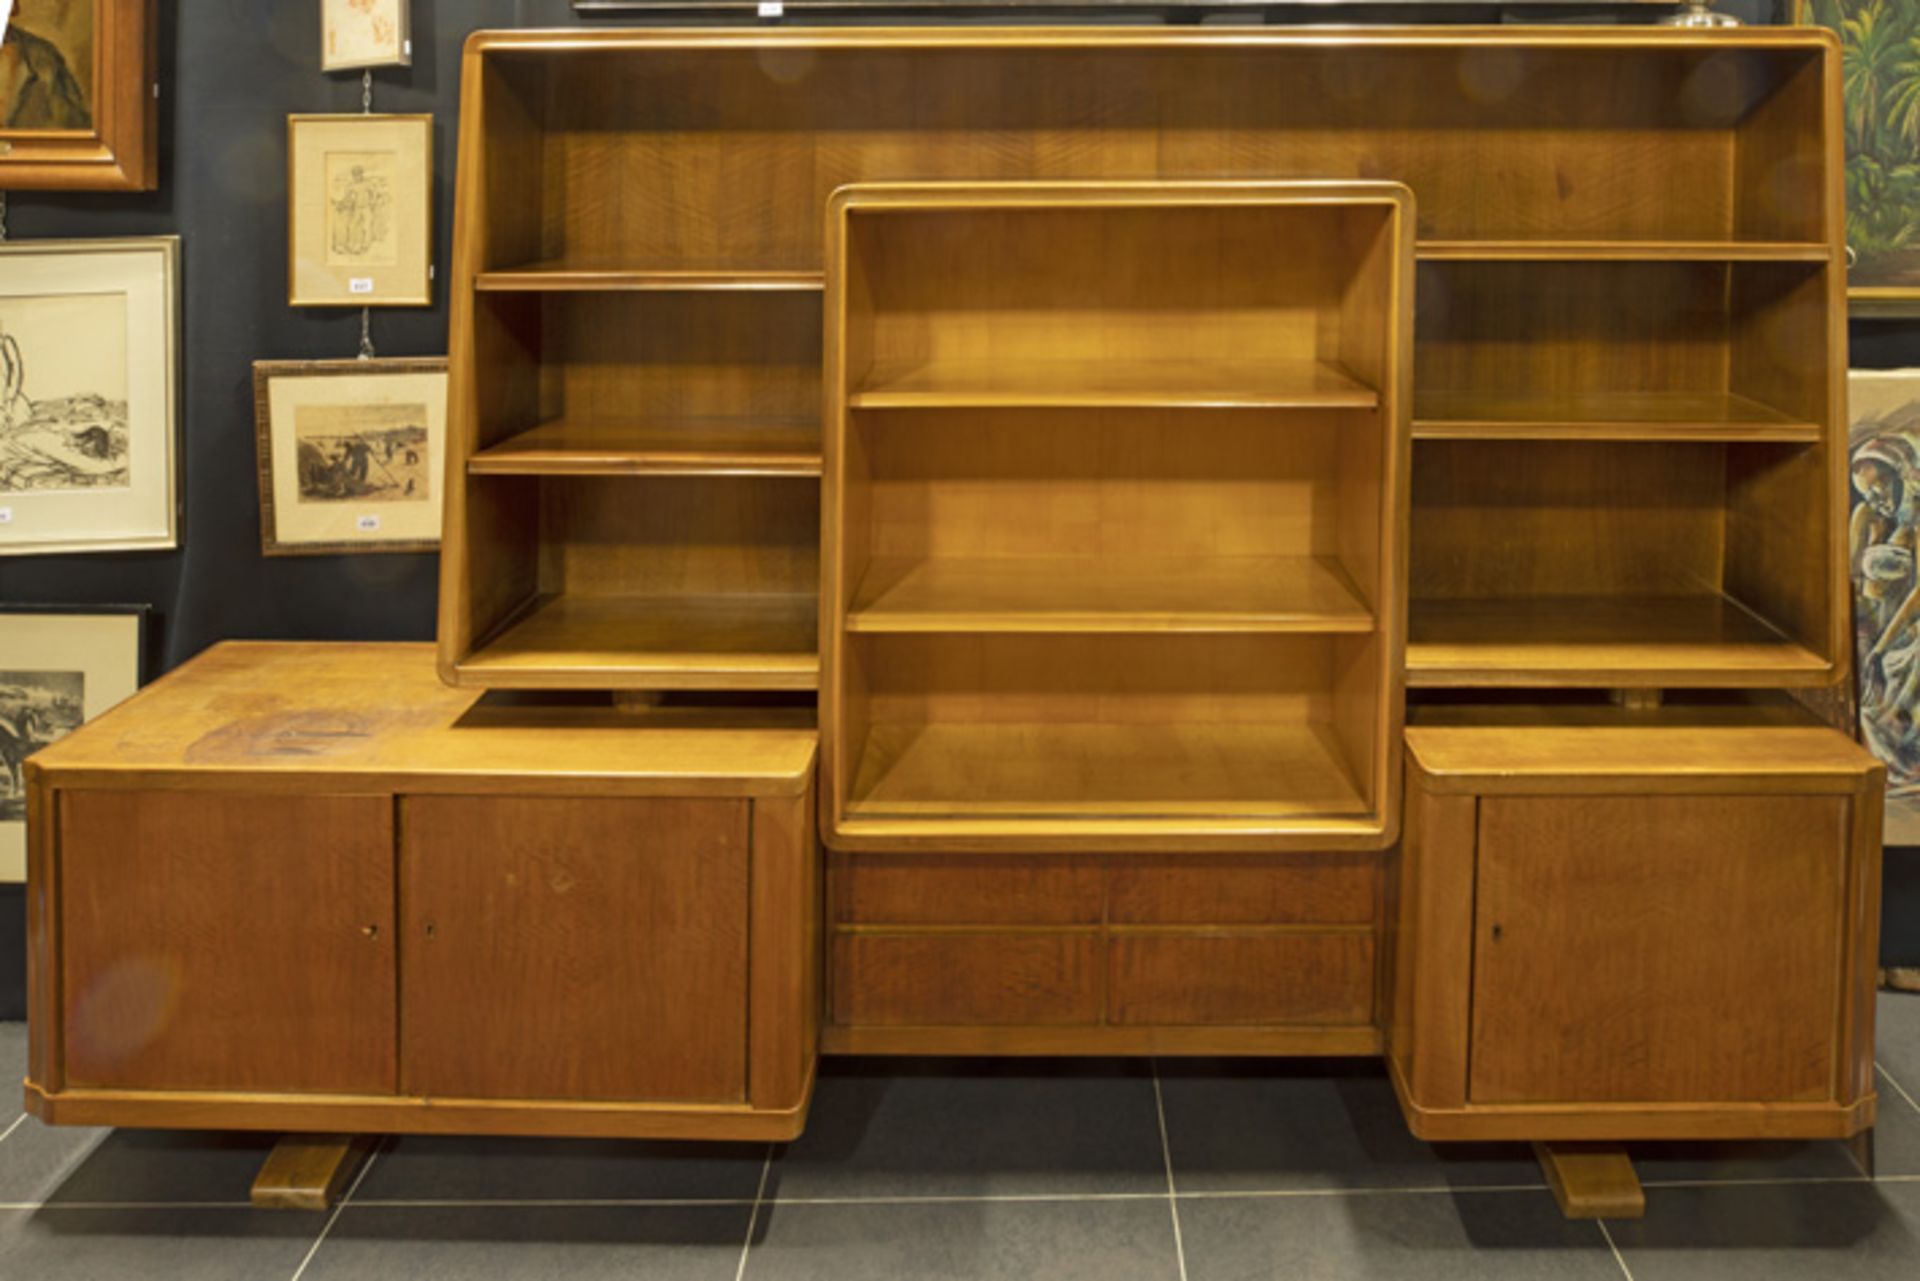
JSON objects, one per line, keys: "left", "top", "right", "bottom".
{"left": 253, "top": 356, "right": 447, "bottom": 554}
{"left": 0, "top": 237, "right": 178, "bottom": 556}
{"left": 0, "top": 0, "right": 157, "bottom": 190}
{"left": 322, "top": 0, "right": 411, "bottom": 72}
{"left": 0, "top": 604, "right": 144, "bottom": 882}
{"left": 1849, "top": 369, "right": 1920, "bottom": 841}
{"left": 287, "top": 114, "right": 433, "bottom": 307}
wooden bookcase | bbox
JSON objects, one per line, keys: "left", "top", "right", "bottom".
{"left": 440, "top": 26, "right": 1844, "bottom": 696}
{"left": 822, "top": 182, "right": 1412, "bottom": 851}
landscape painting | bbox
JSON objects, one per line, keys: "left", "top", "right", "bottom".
{"left": 0, "top": 292, "right": 129, "bottom": 494}
{"left": 0, "top": 669, "right": 81, "bottom": 822}
{"left": 1, "top": 0, "right": 94, "bottom": 130}
{"left": 294, "top": 400, "right": 430, "bottom": 505}
{"left": 1850, "top": 369, "right": 1920, "bottom": 841}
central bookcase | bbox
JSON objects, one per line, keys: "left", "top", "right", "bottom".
{"left": 822, "top": 182, "right": 1412, "bottom": 851}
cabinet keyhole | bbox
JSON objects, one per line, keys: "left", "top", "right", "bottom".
{"left": 362, "top": 924, "right": 379, "bottom": 940}
{"left": 1490, "top": 923, "right": 1504, "bottom": 941}
{"left": 425, "top": 922, "right": 437, "bottom": 940}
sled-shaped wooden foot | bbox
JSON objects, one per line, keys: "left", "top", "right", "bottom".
{"left": 1534, "top": 1142, "right": 1645, "bottom": 1220}
{"left": 251, "top": 1134, "right": 375, "bottom": 1211}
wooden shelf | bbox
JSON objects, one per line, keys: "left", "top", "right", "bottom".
{"left": 847, "top": 721, "right": 1373, "bottom": 823}
{"left": 849, "top": 357, "right": 1379, "bottom": 410}
{"left": 1412, "top": 391, "right": 1820, "bottom": 443}
{"left": 1418, "top": 240, "right": 1831, "bottom": 262}
{"left": 476, "top": 262, "right": 825, "bottom": 292}
{"left": 470, "top": 419, "right": 822, "bottom": 477}
{"left": 847, "top": 556, "right": 1374, "bottom": 634}
{"left": 457, "top": 593, "right": 819, "bottom": 691}
{"left": 1408, "top": 594, "right": 1831, "bottom": 688}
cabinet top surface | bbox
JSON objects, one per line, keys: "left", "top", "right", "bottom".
{"left": 1407, "top": 699, "right": 1879, "bottom": 791}
{"left": 28, "top": 642, "right": 818, "bottom": 795}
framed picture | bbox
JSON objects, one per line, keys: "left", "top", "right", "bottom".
{"left": 322, "top": 0, "right": 412, "bottom": 72}
{"left": 1797, "top": 0, "right": 1920, "bottom": 312}
{"left": 0, "top": 603, "right": 145, "bottom": 882}
{"left": 0, "top": 237, "right": 179, "bottom": 557}
{"left": 1849, "top": 368, "right": 1920, "bottom": 841}
{"left": 0, "top": 0, "right": 157, "bottom": 191}
{"left": 253, "top": 356, "right": 447, "bottom": 555}
{"left": 287, "top": 114, "right": 433, "bottom": 308}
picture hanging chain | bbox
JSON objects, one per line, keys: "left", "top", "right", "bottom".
{"left": 0, "top": 191, "right": 9, "bottom": 243}
{"left": 362, "top": 69, "right": 373, "bottom": 115}
{"left": 359, "top": 307, "right": 376, "bottom": 361}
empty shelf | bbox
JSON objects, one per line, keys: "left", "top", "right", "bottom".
{"left": 1413, "top": 391, "right": 1819, "bottom": 443}
{"left": 1408, "top": 594, "right": 1831, "bottom": 687}
{"left": 847, "top": 721, "right": 1373, "bottom": 822}
{"left": 850, "top": 357, "right": 1379, "bottom": 410}
{"left": 846, "top": 556, "right": 1374, "bottom": 634}
{"left": 1418, "top": 239, "right": 1832, "bottom": 262}
{"left": 457, "top": 593, "right": 820, "bottom": 690}
{"left": 470, "top": 419, "right": 822, "bottom": 476}
{"left": 476, "top": 261, "right": 825, "bottom": 292}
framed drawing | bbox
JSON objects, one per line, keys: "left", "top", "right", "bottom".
{"left": 0, "top": 603, "right": 145, "bottom": 882}
{"left": 0, "top": 0, "right": 156, "bottom": 190}
{"left": 1797, "top": 0, "right": 1920, "bottom": 312}
{"left": 1849, "top": 369, "right": 1920, "bottom": 841}
{"left": 0, "top": 237, "right": 179, "bottom": 557}
{"left": 322, "top": 0, "right": 412, "bottom": 72}
{"left": 253, "top": 356, "right": 447, "bottom": 555}
{"left": 287, "top": 114, "right": 433, "bottom": 308}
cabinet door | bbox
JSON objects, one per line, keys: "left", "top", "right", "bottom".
{"left": 59, "top": 790, "right": 396, "bottom": 1094}
{"left": 1471, "top": 794, "right": 1846, "bottom": 1105}
{"left": 401, "top": 796, "right": 751, "bottom": 1103}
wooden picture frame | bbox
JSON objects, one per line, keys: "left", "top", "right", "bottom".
{"left": 322, "top": 0, "right": 412, "bottom": 73}
{"left": 253, "top": 356, "right": 447, "bottom": 556}
{"left": 0, "top": 237, "right": 179, "bottom": 557}
{"left": 0, "top": 602, "right": 145, "bottom": 882}
{"left": 0, "top": 0, "right": 157, "bottom": 191}
{"left": 287, "top": 114, "right": 433, "bottom": 308}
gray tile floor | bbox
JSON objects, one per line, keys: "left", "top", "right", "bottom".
{"left": 1, "top": 997, "right": 1918, "bottom": 1279}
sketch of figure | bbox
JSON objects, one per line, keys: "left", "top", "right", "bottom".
{"left": 0, "top": 671, "right": 82, "bottom": 821}
{"left": 1848, "top": 372, "right": 1920, "bottom": 841}
{"left": 326, "top": 153, "right": 397, "bottom": 267}
{"left": 1, "top": 11, "right": 92, "bottom": 131}
{"left": 0, "top": 295, "right": 131, "bottom": 494}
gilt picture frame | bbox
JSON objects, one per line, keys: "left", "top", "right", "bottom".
{"left": 322, "top": 0, "right": 413, "bottom": 73}
{"left": 0, "top": 0, "right": 157, "bottom": 191}
{"left": 0, "top": 237, "right": 179, "bottom": 557}
{"left": 287, "top": 114, "right": 434, "bottom": 308}
{"left": 253, "top": 356, "right": 447, "bottom": 555}
{"left": 0, "top": 603, "right": 145, "bottom": 882}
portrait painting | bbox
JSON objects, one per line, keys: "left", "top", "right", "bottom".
{"left": 322, "top": 0, "right": 410, "bottom": 72}
{"left": 1849, "top": 369, "right": 1920, "bottom": 841}
{"left": 0, "top": 604, "right": 143, "bottom": 882}
{"left": 288, "top": 114, "right": 432, "bottom": 307}
{"left": 254, "top": 356, "right": 446, "bottom": 554}
{"left": 0, "top": 238, "right": 177, "bottom": 556}
{"left": 3, "top": 0, "right": 93, "bottom": 129}
{"left": 0, "top": 1, "right": 154, "bottom": 190}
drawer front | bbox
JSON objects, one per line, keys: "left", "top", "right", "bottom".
{"left": 59, "top": 790, "right": 396, "bottom": 1094}
{"left": 1109, "top": 933, "right": 1375, "bottom": 1026}
{"left": 831, "top": 854, "right": 1103, "bottom": 925}
{"left": 832, "top": 933, "right": 1100, "bottom": 1026}
{"left": 1470, "top": 793, "right": 1846, "bottom": 1105}
{"left": 1109, "top": 855, "right": 1377, "bottom": 925}
{"left": 401, "top": 796, "right": 750, "bottom": 1104}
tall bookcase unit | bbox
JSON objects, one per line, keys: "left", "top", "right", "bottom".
{"left": 823, "top": 182, "right": 1411, "bottom": 852}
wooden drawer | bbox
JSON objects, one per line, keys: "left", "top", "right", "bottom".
{"left": 59, "top": 790, "right": 396, "bottom": 1095}
{"left": 831, "top": 854, "right": 1102, "bottom": 925}
{"left": 1109, "top": 933, "right": 1374, "bottom": 1026}
{"left": 831, "top": 933, "right": 1100, "bottom": 1026}
{"left": 1109, "top": 855, "right": 1377, "bottom": 925}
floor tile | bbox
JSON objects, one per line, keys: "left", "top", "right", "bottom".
{"left": 0, "top": 1206, "right": 318, "bottom": 1280}
{"left": 0, "top": 1123, "right": 274, "bottom": 1205}
{"left": 744, "top": 1197, "right": 1180, "bottom": 1281}
{"left": 1611, "top": 1179, "right": 1920, "bottom": 1280}
{"left": 1878, "top": 990, "right": 1920, "bottom": 1104}
{"left": 774, "top": 1058, "right": 1166, "bottom": 1199}
{"left": 0, "top": 1024, "right": 23, "bottom": 1105}
{"left": 1179, "top": 1187, "right": 1622, "bottom": 1281}
{"left": 355, "top": 1135, "right": 769, "bottom": 1204}
{"left": 1156, "top": 1058, "right": 1540, "bottom": 1192}
{"left": 305, "top": 1203, "right": 753, "bottom": 1281}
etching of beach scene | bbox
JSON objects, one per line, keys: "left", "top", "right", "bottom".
{"left": 294, "top": 401, "right": 430, "bottom": 505}
{"left": 0, "top": 292, "right": 129, "bottom": 493}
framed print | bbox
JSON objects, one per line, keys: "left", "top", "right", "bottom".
{"left": 288, "top": 114, "right": 433, "bottom": 308}
{"left": 0, "top": 0, "right": 156, "bottom": 190}
{"left": 0, "top": 237, "right": 179, "bottom": 557}
{"left": 1797, "top": 0, "right": 1920, "bottom": 312}
{"left": 253, "top": 356, "right": 446, "bottom": 555}
{"left": 322, "top": 0, "right": 412, "bottom": 72}
{"left": 1849, "top": 369, "right": 1920, "bottom": 841}
{"left": 0, "top": 603, "right": 144, "bottom": 882}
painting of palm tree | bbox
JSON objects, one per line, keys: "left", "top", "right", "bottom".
{"left": 1805, "top": 0, "right": 1920, "bottom": 300}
